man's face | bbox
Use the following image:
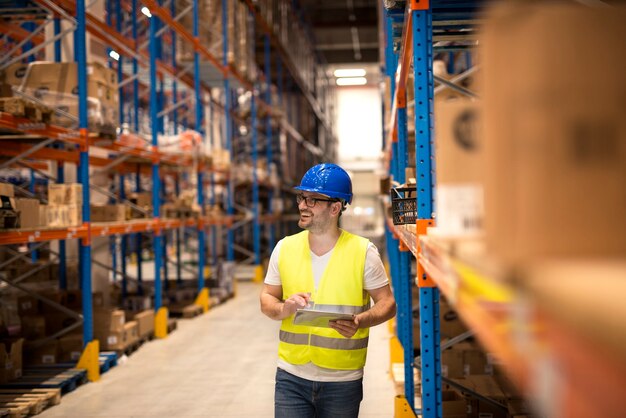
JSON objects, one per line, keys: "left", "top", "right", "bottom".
{"left": 297, "top": 192, "right": 336, "bottom": 232}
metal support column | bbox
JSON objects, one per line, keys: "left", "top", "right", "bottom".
{"left": 413, "top": 6, "right": 441, "bottom": 418}
{"left": 76, "top": 0, "right": 93, "bottom": 348}
{"left": 264, "top": 34, "right": 275, "bottom": 251}
{"left": 223, "top": 0, "right": 234, "bottom": 262}
{"left": 193, "top": 0, "right": 206, "bottom": 291}
{"left": 120, "top": 174, "right": 128, "bottom": 299}
{"left": 149, "top": 11, "right": 163, "bottom": 310}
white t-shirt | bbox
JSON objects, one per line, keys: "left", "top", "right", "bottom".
{"left": 264, "top": 235, "right": 389, "bottom": 382}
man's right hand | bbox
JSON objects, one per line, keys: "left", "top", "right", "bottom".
{"left": 282, "top": 292, "right": 311, "bottom": 317}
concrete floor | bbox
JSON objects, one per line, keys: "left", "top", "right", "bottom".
{"left": 39, "top": 281, "right": 396, "bottom": 417}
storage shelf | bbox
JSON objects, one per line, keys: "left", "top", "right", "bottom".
{"left": 418, "top": 233, "right": 626, "bottom": 418}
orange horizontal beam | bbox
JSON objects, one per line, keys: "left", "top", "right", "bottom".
{"left": 0, "top": 21, "right": 44, "bottom": 45}
{"left": 0, "top": 142, "right": 79, "bottom": 164}
{"left": 0, "top": 226, "right": 87, "bottom": 245}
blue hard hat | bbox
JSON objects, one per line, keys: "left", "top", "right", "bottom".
{"left": 294, "top": 163, "right": 353, "bottom": 204}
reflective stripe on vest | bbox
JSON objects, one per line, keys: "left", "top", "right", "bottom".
{"left": 279, "top": 330, "right": 369, "bottom": 350}
{"left": 277, "top": 230, "right": 370, "bottom": 370}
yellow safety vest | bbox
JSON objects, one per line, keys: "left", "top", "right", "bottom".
{"left": 277, "top": 230, "right": 370, "bottom": 370}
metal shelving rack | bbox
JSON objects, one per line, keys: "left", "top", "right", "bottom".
{"left": 0, "top": 0, "right": 336, "bottom": 383}
{"left": 382, "top": 2, "right": 626, "bottom": 418}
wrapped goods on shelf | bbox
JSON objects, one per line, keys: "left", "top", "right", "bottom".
{"left": 47, "top": 204, "right": 82, "bottom": 227}
{"left": 39, "top": 205, "right": 48, "bottom": 227}
{"left": 482, "top": 3, "right": 626, "bottom": 260}
{"left": 15, "top": 198, "right": 40, "bottom": 229}
{"left": 18, "top": 61, "right": 118, "bottom": 135}
{"left": 0, "top": 182, "right": 14, "bottom": 197}
{"left": 90, "top": 204, "right": 126, "bottom": 222}
{"left": 0, "top": 63, "right": 28, "bottom": 94}
{"left": 432, "top": 99, "right": 483, "bottom": 238}
{"left": 176, "top": 0, "right": 223, "bottom": 62}
{"left": 0, "top": 195, "right": 18, "bottom": 229}
{"left": 48, "top": 183, "right": 82, "bottom": 206}
{"left": 0, "top": 338, "right": 23, "bottom": 383}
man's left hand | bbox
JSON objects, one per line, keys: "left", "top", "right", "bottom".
{"left": 329, "top": 316, "right": 360, "bottom": 338}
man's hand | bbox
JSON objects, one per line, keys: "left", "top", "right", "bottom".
{"left": 282, "top": 292, "right": 311, "bottom": 317}
{"left": 329, "top": 316, "right": 360, "bottom": 338}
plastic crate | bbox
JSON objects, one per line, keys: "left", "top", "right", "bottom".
{"left": 390, "top": 185, "right": 417, "bottom": 225}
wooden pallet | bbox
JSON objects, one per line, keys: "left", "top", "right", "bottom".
{"left": 0, "top": 97, "right": 52, "bottom": 124}
{"left": 0, "top": 388, "right": 60, "bottom": 418}
{"left": 0, "top": 367, "right": 87, "bottom": 395}
{"left": 169, "top": 303, "right": 203, "bottom": 319}
{"left": 99, "top": 352, "right": 118, "bottom": 374}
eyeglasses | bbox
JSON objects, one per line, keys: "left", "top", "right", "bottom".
{"left": 296, "top": 194, "right": 337, "bottom": 208}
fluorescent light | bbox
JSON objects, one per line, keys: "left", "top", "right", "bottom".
{"left": 333, "top": 68, "right": 366, "bottom": 78}
{"left": 141, "top": 7, "right": 152, "bottom": 17}
{"left": 109, "top": 50, "right": 120, "bottom": 61}
{"left": 336, "top": 77, "right": 367, "bottom": 86}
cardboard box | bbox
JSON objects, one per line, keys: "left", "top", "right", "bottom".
{"left": 47, "top": 205, "right": 68, "bottom": 227}
{"left": 0, "top": 182, "right": 14, "bottom": 197}
{"left": 442, "top": 391, "right": 468, "bottom": 418}
{"left": 67, "top": 204, "right": 82, "bottom": 226}
{"left": 133, "top": 310, "right": 155, "bottom": 339}
{"left": 0, "top": 63, "right": 28, "bottom": 90}
{"left": 434, "top": 99, "right": 484, "bottom": 237}
{"left": 25, "top": 340, "right": 58, "bottom": 365}
{"left": 44, "top": 313, "right": 75, "bottom": 336}
{"left": 482, "top": 4, "right": 626, "bottom": 260}
{"left": 0, "top": 338, "right": 23, "bottom": 383}
{"left": 38, "top": 205, "right": 48, "bottom": 227}
{"left": 17, "top": 295, "right": 38, "bottom": 316}
{"left": 94, "top": 308, "right": 125, "bottom": 333}
{"left": 442, "top": 348, "right": 465, "bottom": 378}
{"left": 48, "top": 183, "right": 82, "bottom": 206}
{"left": 123, "top": 321, "right": 139, "bottom": 346}
{"left": 90, "top": 204, "right": 126, "bottom": 222}
{"left": 58, "top": 334, "right": 83, "bottom": 362}
{"left": 15, "top": 198, "right": 40, "bottom": 228}
{"left": 20, "top": 316, "right": 46, "bottom": 340}
{"left": 97, "top": 330, "right": 125, "bottom": 351}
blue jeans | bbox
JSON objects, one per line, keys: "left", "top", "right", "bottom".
{"left": 275, "top": 368, "right": 363, "bottom": 418}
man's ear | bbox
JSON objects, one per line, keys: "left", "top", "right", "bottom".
{"left": 331, "top": 201, "right": 342, "bottom": 216}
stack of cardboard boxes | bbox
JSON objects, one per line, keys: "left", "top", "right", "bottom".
{"left": 47, "top": 183, "right": 82, "bottom": 228}
{"left": 0, "top": 182, "right": 49, "bottom": 229}
{"left": 93, "top": 308, "right": 153, "bottom": 351}
{"left": 17, "top": 61, "right": 118, "bottom": 136}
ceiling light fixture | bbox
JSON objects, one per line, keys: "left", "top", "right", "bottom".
{"left": 333, "top": 68, "right": 366, "bottom": 78}
{"left": 109, "top": 50, "right": 120, "bottom": 61}
{"left": 141, "top": 7, "right": 152, "bottom": 17}
{"left": 336, "top": 77, "right": 367, "bottom": 86}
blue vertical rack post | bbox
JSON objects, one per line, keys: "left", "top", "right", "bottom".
{"left": 54, "top": 20, "right": 67, "bottom": 288}
{"left": 264, "top": 34, "right": 275, "bottom": 252}
{"left": 223, "top": 0, "right": 234, "bottom": 263}
{"left": 412, "top": 3, "right": 440, "bottom": 418}
{"left": 382, "top": 1, "right": 412, "bottom": 407}
{"left": 148, "top": 8, "right": 167, "bottom": 338}
{"left": 192, "top": 0, "right": 206, "bottom": 294}
{"left": 251, "top": 12, "right": 262, "bottom": 282}
{"left": 251, "top": 82, "right": 261, "bottom": 280}
{"left": 73, "top": 0, "right": 99, "bottom": 382}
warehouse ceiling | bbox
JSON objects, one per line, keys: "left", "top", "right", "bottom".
{"left": 299, "top": 0, "right": 380, "bottom": 65}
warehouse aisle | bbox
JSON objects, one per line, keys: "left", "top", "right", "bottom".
{"left": 39, "top": 281, "right": 395, "bottom": 417}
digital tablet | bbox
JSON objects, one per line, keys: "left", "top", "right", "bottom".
{"left": 293, "top": 309, "right": 355, "bottom": 328}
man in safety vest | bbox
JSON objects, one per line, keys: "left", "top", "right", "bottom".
{"left": 260, "top": 163, "right": 397, "bottom": 418}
